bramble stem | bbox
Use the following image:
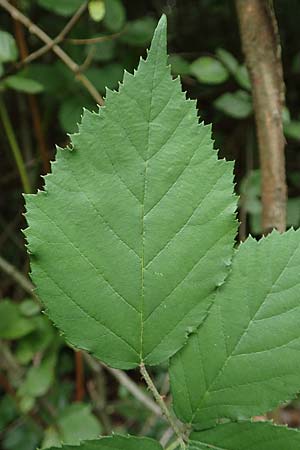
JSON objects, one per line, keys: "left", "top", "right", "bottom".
{"left": 140, "top": 363, "right": 186, "bottom": 449}
{"left": 0, "top": 96, "right": 31, "bottom": 193}
{"left": 166, "top": 438, "right": 182, "bottom": 450}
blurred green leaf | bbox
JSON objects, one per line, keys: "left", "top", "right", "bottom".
{"left": 104, "top": 0, "right": 126, "bottom": 32}
{"left": 287, "top": 197, "right": 300, "bottom": 227}
{"left": 214, "top": 90, "right": 252, "bottom": 118}
{"left": 0, "top": 30, "right": 18, "bottom": 63}
{"left": 86, "top": 63, "right": 124, "bottom": 92}
{"left": 216, "top": 48, "right": 238, "bottom": 74}
{"left": 88, "top": 0, "right": 106, "bottom": 22}
{"left": 19, "top": 299, "right": 40, "bottom": 317}
{"left": 235, "top": 64, "right": 251, "bottom": 90}
{"left": 15, "top": 315, "right": 56, "bottom": 364}
{"left": 0, "top": 300, "right": 35, "bottom": 339}
{"left": 4, "top": 75, "right": 44, "bottom": 94}
{"left": 3, "top": 422, "right": 41, "bottom": 450}
{"left": 18, "top": 349, "right": 57, "bottom": 398}
{"left": 87, "top": 37, "right": 116, "bottom": 62}
{"left": 37, "top": 0, "right": 83, "bottom": 16}
{"left": 0, "top": 395, "right": 18, "bottom": 430}
{"left": 169, "top": 54, "right": 190, "bottom": 76}
{"left": 42, "top": 403, "right": 102, "bottom": 448}
{"left": 59, "top": 96, "right": 94, "bottom": 133}
{"left": 284, "top": 120, "right": 300, "bottom": 141}
{"left": 190, "top": 56, "right": 229, "bottom": 84}
{"left": 120, "top": 17, "right": 156, "bottom": 46}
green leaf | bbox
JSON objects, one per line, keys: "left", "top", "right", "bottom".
{"left": 59, "top": 97, "right": 95, "bottom": 133}
{"left": 37, "top": 0, "right": 83, "bottom": 16}
{"left": 0, "top": 30, "right": 18, "bottom": 63}
{"left": 25, "top": 16, "right": 237, "bottom": 369}
{"left": 189, "top": 422, "right": 300, "bottom": 450}
{"left": 169, "top": 55, "right": 190, "bottom": 76}
{"left": 170, "top": 229, "right": 300, "bottom": 427}
{"left": 87, "top": 38, "right": 116, "bottom": 62}
{"left": 0, "top": 300, "right": 35, "bottom": 339}
{"left": 103, "top": 0, "right": 126, "bottom": 32}
{"left": 216, "top": 48, "right": 239, "bottom": 74}
{"left": 4, "top": 75, "right": 44, "bottom": 94}
{"left": 42, "top": 403, "right": 102, "bottom": 447}
{"left": 214, "top": 90, "right": 252, "bottom": 118}
{"left": 234, "top": 65, "right": 251, "bottom": 91}
{"left": 190, "top": 56, "right": 229, "bottom": 85}
{"left": 88, "top": 0, "right": 106, "bottom": 22}
{"left": 45, "top": 435, "right": 163, "bottom": 450}
{"left": 18, "top": 349, "right": 57, "bottom": 398}
{"left": 120, "top": 17, "right": 157, "bottom": 46}
{"left": 284, "top": 120, "right": 300, "bottom": 141}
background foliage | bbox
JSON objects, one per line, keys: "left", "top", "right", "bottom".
{"left": 0, "top": 0, "right": 300, "bottom": 449}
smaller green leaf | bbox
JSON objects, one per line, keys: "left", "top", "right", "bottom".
{"left": 88, "top": 0, "right": 106, "bottom": 22}
{"left": 103, "top": 0, "right": 126, "bottom": 31}
{"left": 44, "top": 435, "right": 163, "bottom": 450}
{"left": 37, "top": 0, "right": 83, "bottom": 16}
{"left": 52, "top": 403, "right": 102, "bottom": 445}
{"left": 190, "top": 56, "right": 229, "bottom": 84}
{"left": 0, "top": 30, "right": 18, "bottom": 63}
{"left": 87, "top": 37, "right": 116, "bottom": 62}
{"left": 214, "top": 90, "right": 252, "bottom": 118}
{"left": 19, "top": 299, "right": 40, "bottom": 316}
{"left": 169, "top": 55, "right": 190, "bottom": 76}
{"left": 18, "top": 349, "right": 57, "bottom": 398}
{"left": 189, "top": 422, "right": 300, "bottom": 450}
{"left": 235, "top": 65, "right": 251, "bottom": 90}
{"left": 284, "top": 120, "right": 300, "bottom": 141}
{"left": 170, "top": 229, "right": 300, "bottom": 427}
{"left": 216, "top": 48, "right": 239, "bottom": 74}
{"left": 4, "top": 75, "right": 44, "bottom": 93}
{"left": 0, "top": 300, "right": 35, "bottom": 339}
{"left": 120, "top": 17, "right": 157, "bottom": 46}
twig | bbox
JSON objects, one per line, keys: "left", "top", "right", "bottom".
{"left": 12, "top": 3, "right": 50, "bottom": 173}
{"left": 0, "top": 254, "right": 37, "bottom": 299}
{"left": 166, "top": 438, "right": 183, "bottom": 450}
{"left": 75, "top": 351, "right": 85, "bottom": 401}
{"left": 68, "top": 30, "right": 124, "bottom": 45}
{"left": 140, "top": 363, "right": 186, "bottom": 449}
{"left": 17, "top": 0, "right": 89, "bottom": 68}
{"left": 83, "top": 353, "right": 161, "bottom": 417}
{"left": 0, "top": 0, "right": 104, "bottom": 105}
{"left": 0, "top": 95, "right": 31, "bottom": 193}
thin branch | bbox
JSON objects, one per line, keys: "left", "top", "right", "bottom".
{"left": 0, "top": 0, "right": 104, "bottom": 105}
{"left": 0, "top": 95, "right": 31, "bottom": 193}
{"left": 84, "top": 353, "right": 162, "bottom": 417}
{"left": 0, "top": 254, "right": 37, "bottom": 299}
{"left": 17, "top": 1, "right": 89, "bottom": 68}
{"left": 68, "top": 30, "right": 124, "bottom": 45}
{"left": 140, "top": 363, "right": 186, "bottom": 449}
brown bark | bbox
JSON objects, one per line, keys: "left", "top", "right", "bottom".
{"left": 236, "top": 0, "right": 287, "bottom": 233}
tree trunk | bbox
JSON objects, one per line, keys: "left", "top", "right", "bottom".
{"left": 235, "top": 0, "right": 287, "bottom": 233}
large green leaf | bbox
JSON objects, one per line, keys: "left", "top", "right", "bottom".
{"left": 189, "top": 422, "right": 300, "bottom": 450}
{"left": 25, "top": 16, "right": 237, "bottom": 369}
{"left": 170, "top": 229, "right": 300, "bottom": 427}
{"left": 45, "top": 435, "right": 162, "bottom": 450}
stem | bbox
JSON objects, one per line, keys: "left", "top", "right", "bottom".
{"left": 0, "top": 0, "right": 104, "bottom": 106}
{"left": 235, "top": 0, "right": 287, "bottom": 233}
{"left": 166, "top": 438, "right": 182, "bottom": 450}
{"left": 140, "top": 363, "right": 186, "bottom": 449}
{"left": 0, "top": 95, "right": 31, "bottom": 193}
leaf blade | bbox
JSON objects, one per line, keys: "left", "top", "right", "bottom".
{"left": 170, "top": 229, "right": 300, "bottom": 427}
{"left": 45, "top": 435, "right": 163, "bottom": 450}
{"left": 25, "top": 16, "right": 237, "bottom": 369}
{"left": 189, "top": 422, "right": 300, "bottom": 450}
